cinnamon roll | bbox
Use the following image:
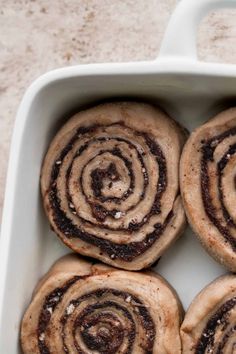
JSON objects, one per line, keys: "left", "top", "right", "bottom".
{"left": 180, "top": 108, "right": 236, "bottom": 271}
{"left": 21, "top": 254, "right": 183, "bottom": 354}
{"left": 41, "top": 102, "right": 186, "bottom": 270}
{"left": 181, "top": 274, "right": 236, "bottom": 353}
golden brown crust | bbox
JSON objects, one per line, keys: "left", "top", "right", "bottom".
{"left": 180, "top": 107, "right": 236, "bottom": 271}
{"left": 21, "top": 254, "right": 183, "bottom": 354}
{"left": 41, "top": 102, "right": 186, "bottom": 270}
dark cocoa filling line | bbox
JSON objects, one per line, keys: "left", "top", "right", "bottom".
{"left": 78, "top": 313, "right": 125, "bottom": 354}
{"left": 79, "top": 142, "right": 135, "bottom": 205}
{"left": 74, "top": 302, "right": 134, "bottom": 354}
{"left": 216, "top": 324, "right": 236, "bottom": 353}
{"left": 77, "top": 136, "right": 148, "bottom": 217}
{"left": 37, "top": 281, "right": 155, "bottom": 353}
{"left": 48, "top": 123, "right": 171, "bottom": 260}
{"left": 201, "top": 128, "right": 236, "bottom": 251}
{"left": 91, "top": 162, "right": 121, "bottom": 199}
{"left": 60, "top": 288, "right": 155, "bottom": 354}
{"left": 50, "top": 182, "right": 173, "bottom": 260}
{"left": 140, "top": 132, "right": 167, "bottom": 201}
{"left": 79, "top": 145, "right": 136, "bottom": 222}
{"left": 37, "top": 276, "right": 81, "bottom": 354}
{"left": 53, "top": 125, "right": 163, "bottom": 219}
{"left": 218, "top": 143, "right": 236, "bottom": 229}
{"left": 76, "top": 147, "right": 135, "bottom": 222}
{"left": 64, "top": 136, "right": 148, "bottom": 227}
{"left": 50, "top": 124, "right": 100, "bottom": 184}
{"left": 195, "top": 297, "right": 236, "bottom": 353}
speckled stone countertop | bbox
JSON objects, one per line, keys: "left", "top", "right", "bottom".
{"left": 1, "top": 0, "right": 236, "bottom": 220}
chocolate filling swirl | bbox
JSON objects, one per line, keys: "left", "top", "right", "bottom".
{"left": 48, "top": 125, "right": 169, "bottom": 256}
{"left": 180, "top": 108, "right": 236, "bottom": 271}
{"left": 21, "top": 254, "right": 183, "bottom": 354}
{"left": 41, "top": 103, "right": 186, "bottom": 269}
{"left": 38, "top": 284, "right": 155, "bottom": 354}
{"left": 201, "top": 128, "right": 236, "bottom": 251}
{"left": 181, "top": 275, "right": 236, "bottom": 354}
{"left": 195, "top": 297, "right": 236, "bottom": 354}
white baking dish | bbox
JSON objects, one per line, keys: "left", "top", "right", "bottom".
{"left": 1, "top": 0, "right": 236, "bottom": 352}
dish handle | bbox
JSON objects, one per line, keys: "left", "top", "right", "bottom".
{"left": 159, "top": 0, "right": 236, "bottom": 60}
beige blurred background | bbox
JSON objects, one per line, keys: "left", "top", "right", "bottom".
{"left": 1, "top": 0, "right": 236, "bottom": 220}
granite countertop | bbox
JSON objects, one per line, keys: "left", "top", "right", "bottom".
{"left": 1, "top": 0, "right": 236, "bottom": 220}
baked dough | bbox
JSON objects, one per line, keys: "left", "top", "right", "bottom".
{"left": 180, "top": 108, "right": 236, "bottom": 271}
{"left": 181, "top": 274, "right": 236, "bottom": 353}
{"left": 41, "top": 102, "right": 186, "bottom": 270}
{"left": 21, "top": 254, "right": 183, "bottom": 354}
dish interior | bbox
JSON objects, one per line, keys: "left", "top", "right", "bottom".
{"left": 2, "top": 69, "right": 236, "bottom": 353}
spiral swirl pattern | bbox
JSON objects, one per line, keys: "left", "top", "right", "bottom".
{"left": 41, "top": 102, "right": 186, "bottom": 270}
{"left": 180, "top": 108, "right": 236, "bottom": 271}
{"left": 21, "top": 254, "right": 183, "bottom": 354}
{"left": 181, "top": 275, "right": 236, "bottom": 354}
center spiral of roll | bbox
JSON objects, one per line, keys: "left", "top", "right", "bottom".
{"left": 74, "top": 303, "right": 132, "bottom": 353}
{"left": 53, "top": 125, "right": 161, "bottom": 228}
{"left": 48, "top": 123, "right": 172, "bottom": 261}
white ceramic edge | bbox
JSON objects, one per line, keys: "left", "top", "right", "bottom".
{"left": 2, "top": 0, "right": 236, "bottom": 341}
{"left": 1, "top": 60, "right": 236, "bottom": 304}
